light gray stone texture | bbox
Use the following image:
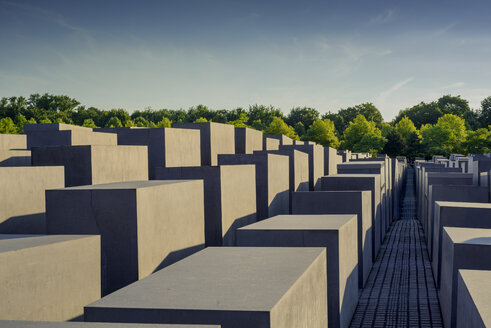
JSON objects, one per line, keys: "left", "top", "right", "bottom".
{"left": 456, "top": 269, "right": 491, "bottom": 328}
{"left": 234, "top": 127, "right": 263, "bottom": 154}
{"left": 321, "top": 174, "right": 381, "bottom": 261}
{"left": 32, "top": 145, "right": 148, "bottom": 187}
{"left": 324, "top": 147, "right": 341, "bottom": 176}
{"left": 0, "top": 134, "right": 26, "bottom": 149}
{"left": 46, "top": 180, "right": 205, "bottom": 295}
{"left": 280, "top": 144, "right": 324, "bottom": 190}
{"left": 426, "top": 185, "right": 488, "bottom": 258}
{"left": 94, "top": 127, "right": 201, "bottom": 172}
{"left": 0, "top": 322, "right": 219, "bottom": 328}
{"left": 432, "top": 202, "right": 491, "bottom": 288}
{"left": 151, "top": 165, "right": 256, "bottom": 246}
{"left": 291, "top": 190, "right": 372, "bottom": 290}
{"left": 0, "top": 149, "right": 31, "bottom": 166}
{"left": 440, "top": 227, "right": 491, "bottom": 328}
{"left": 0, "top": 234, "right": 100, "bottom": 321}
{"left": 263, "top": 134, "right": 293, "bottom": 146}
{"left": 236, "top": 214, "right": 359, "bottom": 328}
{"left": 218, "top": 153, "right": 289, "bottom": 220}
{"left": 84, "top": 247, "right": 328, "bottom": 328}
{"left": 0, "top": 166, "right": 64, "bottom": 233}
{"left": 172, "top": 122, "right": 235, "bottom": 166}
{"left": 264, "top": 137, "right": 280, "bottom": 150}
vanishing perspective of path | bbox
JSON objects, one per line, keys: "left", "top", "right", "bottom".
{"left": 350, "top": 167, "right": 443, "bottom": 327}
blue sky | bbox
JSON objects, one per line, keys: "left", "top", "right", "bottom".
{"left": 1, "top": 0, "right": 490, "bottom": 120}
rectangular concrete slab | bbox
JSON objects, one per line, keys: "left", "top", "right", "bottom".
{"left": 94, "top": 127, "right": 201, "bottom": 171}
{"left": 280, "top": 144, "right": 324, "bottom": 190}
{"left": 151, "top": 165, "right": 256, "bottom": 246}
{"left": 0, "top": 234, "right": 100, "bottom": 321}
{"left": 172, "top": 122, "right": 235, "bottom": 166}
{"left": 46, "top": 180, "right": 205, "bottom": 295}
{"left": 0, "top": 166, "right": 64, "bottom": 234}
{"left": 264, "top": 137, "right": 280, "bottom": 150}
{"left": 456, "top": 269, "right": 491, "bottom": 328}
{"left": 84, "top": 247, "right": 327, "bottom": 328}
{"left": 32, "top": 145, "right": 148, "bottom": 187}
{"left": 324, "top": 146, "right": 341, "bottom": 176}
{"left": 0, "top": 149, "right": 31, "bottom": 166}
{"left": 432, "top": 202, "right": 491, "bottom": 288}
{"left": 218, "top": 153, "right": 289, "bottom": 220}
{"left": 236, "top": 214, "right": 359, "bottom": 328}
{"left": 440, "top": 227, "right": 491, "bottom": 328}
{"left": 264, "top": 134, "right": 293, "bottom": 146}
{"left": 0, "top": 322, "right": 219, "bottom": 328}
{"left": 0, "top": 134, "right": 26, "bottom": 149}
{"left": 427, "top": 185, "right": 489, "bottom": 259}
{"left": 234, "top": 127, "right": 263, "bottom": 154}
{"left": 321, "top": 174, "right": 381, "bottom": 261}
{"left": 291, "top": 191, "right": 372, "bottom": 290}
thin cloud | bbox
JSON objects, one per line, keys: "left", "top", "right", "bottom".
{"left": 377, "top": 77, "right": 414, "bottom": 101}
{"left": 368, "top": 9, "right": 397, "bottom": 26}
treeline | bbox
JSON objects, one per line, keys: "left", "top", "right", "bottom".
{"left": 0, "top": 93, "right": 490, "bottom": 159}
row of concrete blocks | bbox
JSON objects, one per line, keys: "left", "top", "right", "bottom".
{"left": 414, "top": 161, "right": 491, "bottom": 328}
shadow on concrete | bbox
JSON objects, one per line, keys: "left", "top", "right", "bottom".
{"left": 221, "top": 213, "right": 257, "bottom": 247}
{"left": 0, "top": 212, "right": 46, "bottom": 234}
{"left": 152, "top": 244, "right": 205, "bottom": 274}
{"left": 0, "top": 157, "right": 31, "bottom": 166}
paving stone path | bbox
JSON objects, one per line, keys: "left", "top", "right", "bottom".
{"left": 350, "top": 167, "right": 443, "bottom": 327}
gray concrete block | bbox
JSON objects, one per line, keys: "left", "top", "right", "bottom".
{"left": 151, "top": 165, "right": 256, "bottom": 246}
{"left": 254, "top": 149, "right": 309, "bottom": 212}
{"left": 172, "top": 122, "right": 235, "bottom": 166}
{"left": 324, "top": 147, "right": 341, "bottom": 176}
{"left": 218, "top": 153, "right": 289, "bottom": 220}
{"left": 440, "top": 227, "right": 491, "bottom": 328}
{"left": 264, "top": 134, "right": 293, "bottom": 146}
{"left": 0, "top": 149, "right": 31, "bottom": 166}
{"left": 280, "top": 144, "right": 324, "bottom": 190}
{"left": 0, "top": 134, "right": 26, "bottom": 149}
{"left": 321, "top": 174, "right": 381, "bottom": 261}
{"left": 427, "top": 185, "right": 488, "bottom": 258}
{"left": 432, "top": 202, "right": 491, "bottom": 288}
{"left": 0, "top": 234, "right": 100, "bottom": 321}
{"left": 95, "top": 127, "right": 201, "bottom": 172}
{"left": 264, "top": 137, "right": 280, "bottom": 150}
{"left": 456, "top": 269, "right": 491, "bottom": 328}
{"left": 84, "top": 247, "right": 328, "bottom": 328}
{"left": 0, "top": 322, "right": 219, "bottom": 328}
{"left": 46, "top": 180, "right": 205, "bottom": 295}
{"left": 292, "top": 191, "right": 372, "bottom": 290}
{"left": 0, "top": 166, "right": 64, "bottom": 234}
{"left": 234, "top": 127, "right": 263, "bottom": 154}
{"left": 25, "top": 124, "right": 117, "bottom": 149}
{"left": 236, "top": 214, "right": 359, "bottom": 328}
{"left": 32, "top": 145, "right": 148, "bottom": 187}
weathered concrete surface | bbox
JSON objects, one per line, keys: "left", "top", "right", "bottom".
{"left": 254, "top": 149, "right": 309, "bottom": 212}
{"left": 440, "top": 227, "right": 491, "bottom": 328}
{"left": 0, "top": 166, "right": 64, "bottom": 233}
{"left": 234, "top": 127, "right": 263, "bottom": 154}
{"left": 324, "top": 147, "right": 341, "bottom": 176}
{"left": 321, "top": 174, "right": 381, "bottom": 261}
{"left": 25, "top": 124, "right": 117, "bottom": 149}
{"left": 84, "top": 247, "right": 328, "bottom": 328}
{"left": 426, "top": 185, "right": 488, "bottom": 259}
{"left": 172, "top": 122, "right": 235, "bottom": 166}
{"left": 432, "top": 202, "right": 491, "bottom": 288}
{"left": 95, "top": 127, "right": 201, "bottom": 172}
{"left": 0, "top": 234, "right": 100, "bottom": 321}
{"left": 0, "top": 134, "right": 26, "bottom": 149}
{"left": 32, "top": 145, "right": 148, "bottom": 187}
{"left": 218, "top": 153, "right": 289, "bottom": 220}
{"left": 292, "top": 190, "right": 372, "bottom": 289}
{"left": 151, "top": 165, "right": 256, "bottom": 246}
{"left": 456, "top": 269, "right": 490, "bottom": 328}
{"left": 0, "top": 149, "right": 31, "bottom": 166}
{"left": 263, "top": 134, "right": 293, "bottom": 146}
{"left": 46, "top": 180, "right": 205, "bottom": 295}
{"left": 236, "top": 214, "right": 359, "bottom": 328}
{"left": 0, "top": 322, "right": 219, "bottom": 328}
{"left": 280, "top": 144, "right": 324, "bottom": 190}
{"left": 263, "top": 137, "right": 280, "bottom": 150}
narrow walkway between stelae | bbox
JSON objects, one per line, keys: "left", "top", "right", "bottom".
{"left": 350, "top": 167, "right": 443, "bottom": 327}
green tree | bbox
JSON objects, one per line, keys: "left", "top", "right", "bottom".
{"left": 285, "top": 107, "right": 319, "bottom": 130}
{"left": 247, "top": 105, "right": 283, "bottom": 130}
{"left": 421, "top": 114, "right": 467, "bottom": 156}
{"left": 106, "top": 117, "right": 123, "bottom": 128}
{"left": 227, "top": 113, "right": 248, "bottom": 128}
{"left": 15, "top": 114, "right": 28, "bottom": 133}
{"left": 294, "top": 122, "right": 306, "bottom": 137}
{"left": 82, "top": 118, "right": 98, "bottom": 128}
{"left": 39, "top": 118, "right": 52, "bottom": 124}
{"left": 437, "top": 95, "right": 471, "bottom": 116}
{"left": 404, "top": 131, "right": 424, "bottom": 159}
{"left": 194, "top": 117, "right": 209, "bottom": 123}
{"left": 124, "top": 119, "right": 135, "bottom": 127}
{"left": 393, "top": 101, "right": 443, "bottom": 128}
{"left": 264, "top": 116, "right": 298, "bottom": 140}
{"left": 342, "top": 114, "right": 387, "bottom": 153}
{"left": 395, "top": 116, "right": 419, "bottom": 142}
{"left": 0, "top": 117, "right": 18, "bottom": 134}
{"left": 463, "top": 128, "right": 491, "bottom": 154}
{"left": 382, "top": 130, "right": 405, "bottom": 157}
{"left": 157, "top": 117, "right": 172, "bottom": 128}
{"left": 303, "top": 119, "right": 340, "bottom": 148}
{"left": 480, "top": 96, "right": 491, "bottom": 128}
